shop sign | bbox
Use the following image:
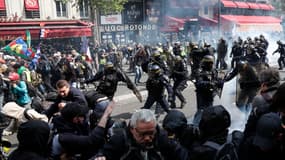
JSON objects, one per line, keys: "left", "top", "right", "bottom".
{"left": 101, "top": 14, "right": 122, "bottom": 25}
{"left": 100, "top": 24, "right": 157, "bottom": 32}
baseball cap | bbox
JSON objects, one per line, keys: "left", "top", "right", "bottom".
{"left": 253, "top": 112, "right": 283, "bottom": 150}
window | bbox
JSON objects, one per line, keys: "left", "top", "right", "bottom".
{"left": 204, "top": 6, "right": 208, "bottom": 15}
{"left": 0, "top": 10, "right": 6, "bottom": 17}
{"left": 0, "top": 0, "right": 6, "bottom": 16}
{"left": 80, "top": 0, "right": 89, "bottom": 17}
{"left": 25, "top": 11, "right": 40, "bottom": 19}
{"left": 24, "top": 0, "right": 40, "bottom": 19}
{"left": 56, "top": 1, "right": 67, "bottom": 17}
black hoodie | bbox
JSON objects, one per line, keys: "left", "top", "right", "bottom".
{"left": 8, "top": 120, "right": 50, "bottom": 160}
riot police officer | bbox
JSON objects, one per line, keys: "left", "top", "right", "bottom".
{"left": 170, "top": 55, "right": 188, "bottom": 108}
{"left": 151, "top": 50, "right": 170, "bottom": 76}
{"left": 230, "top": 40, "right": 243, "bottom": 68}
{"left": 85, "top": 61, "right": 135, "bottom": 100}
{"left": 193, "top": 55, "right": 224, "bottom": 125}
{"left": 142, "top": 64, "right": 174, "bottom": 113}
{"left": 224, "top": 60, "right": 260, "bottom": 112}
{"left": 273, "top": 40, "right": 285, "bottom": 70}
{"left": 189, "top": 44, "right": 204, "bottom": 80}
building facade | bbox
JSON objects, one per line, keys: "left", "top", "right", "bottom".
{"left": 0, "top": 0, "right": 92, "bottom": 41}
{"left": 197, "top": 0, "right": 282, "bottom": 40}
{"left": 98, "top": 0, "right": 164, "bottom": 45}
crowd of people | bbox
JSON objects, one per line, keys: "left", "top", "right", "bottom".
{"left": 0, "top": 34, "right": 284, "bottom": 160}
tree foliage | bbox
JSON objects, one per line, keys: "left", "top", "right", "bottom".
{"left": 272, "top": 0, "right": 285, "bottom": 12}
{"left": 61, "top": 0, "right": 128, "bottom": 14}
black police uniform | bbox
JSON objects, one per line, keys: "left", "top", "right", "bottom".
{"left": 170, "top": 56, "right": 188, "bottom": 108}
{"left": 193, "top": 55, "right": 223, "bottom": 125}
{"left": 85, "top": 65, "right": 133, "bottom": 100}
{"left": 273, "top": 41, "right": 285, "bottom": 70}
{"left": 143, "top": 65, "right": 173, "bottom": 113}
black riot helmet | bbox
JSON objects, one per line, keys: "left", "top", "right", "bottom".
{"left": 237, "top": 60, "right": 248, "bottom": 71}
{"left": 174, "top": 55, "right": 183, "bottom": 62}
{"left": 152, "top": 50, "right": 161, "bottom": 58}
{"left": 148, "top": 64, "right": 161, "bottom": 77}
{"left": 105, "top": 61, "right": 114, "bottom": 68}
{"left": 201, "top": 55, "right": 214, "bottom": 70}
{"left": 104, "top": 61, "right": 115, "bottom": 72}
{"left": 277, "top": 40, "right": 283, "bottom": 45}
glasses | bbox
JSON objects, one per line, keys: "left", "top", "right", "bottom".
{"left": 134, "top": 128, "right": 156, "bottom": 138}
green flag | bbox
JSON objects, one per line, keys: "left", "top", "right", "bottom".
{"left": 25, "top": 30, "right": 31, "bottom": 48}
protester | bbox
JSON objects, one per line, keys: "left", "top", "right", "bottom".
{"left": 3, "top": 72, "right": 31, "bottom": 136}
{"left": 243, "top": 68, "right": 280, "bottom": 138}
{"left": 162, "top": 109, "right": 200, "bottom": 150}
{"left": 190, "top": 105, "right": 243, "bottom": 160}
{"left": 241, "top": 112, "right": 284, "bottom": 160}
{"left": 50, "top": 101, "right": 113, "bottom": 159}
{"left": 93, "top": 109, "right": 189, "bottom": 160}
{"left": 8, "top": 120, "right": 50, "bottom": 160}
{"left": 43, "top": 79, "right": 88, "bottom": 119}
{"left": 240, "top": 81, "right": 285, "bottom": 159}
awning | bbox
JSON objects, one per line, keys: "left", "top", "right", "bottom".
{"left": 165, "top": 16, "right": 186, "bottom": 25}
{"left": 268, "top": 4, "right": 275, "bottom": 10}
{"left": 24, "top": 0, "right": 39, "bottom": 11}
{"left": 236, "top": 23, "right": 282, "bottom": 32}
{"left": 234, "top": 1, "right": 249, "bottom": 9}
{"left": 160, "top": 16, "right": 186, "bottom": 32}
{"left": 0, "top": 20, "right": 93, "bottom": 40}
{"left": 221, "top": 15, "right": 281, "bottom": 24}
{"left": 199, "top": 16, "right": 218, "bottom": 25}
{"left": 246, "top": 2, "right": 260, "bottom": 9}
{"left": 257, "top": 3, "right": 273, "bottom": 10}
{"left": 221, "top": 0, "right": 237, "bottom": 8}
{"left": 0, "top": 0, "right": 5, "bottom": 10}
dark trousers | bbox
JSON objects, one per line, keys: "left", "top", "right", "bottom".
{"left": 278, "top": 56, "right": 285, "bottom": 69}
{"left": 143, "top": 95, "right": 170, "bottom": 113}
{"left": 173, "top": 79, "right": 187, "bottom": 103}
{"left": 216, "top": 56, "right": 227, "bottom": 69}
{"left": 193, "top": 91, "right": 214, "bottom": 125}
{"left": 42, "top": 75, "right": 57, "bottom": 92}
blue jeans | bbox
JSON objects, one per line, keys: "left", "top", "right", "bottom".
{"left": 134, "top": 65, "right": 142, "bottom": 84}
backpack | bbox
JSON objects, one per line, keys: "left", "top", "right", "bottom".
{"left": 203, "top": 134, "right": 239, "bottom": 160}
